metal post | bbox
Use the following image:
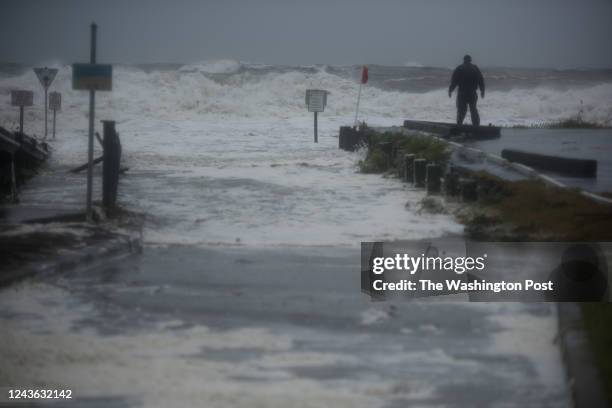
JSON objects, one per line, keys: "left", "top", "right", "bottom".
{"left": 52, "top": 108, "right": 56, "bottom": 139}
{"left": 10, "top": 153, "right": 17, "bottom": 203}
{"left": 314, "top": 112, "right": 318, "bottom": 143}
{"left": 19, "top": 106, "right": 24, "bottom": 134}
{"left": 44, "top": 87, "right": 48, "bottom": 138}
{"left": 86, "top": 22, "right": 97, "bottom": 222}
{"left": 353, "top": 83, "right": 363, "bottom": 127}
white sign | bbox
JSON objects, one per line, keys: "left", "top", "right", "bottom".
{"left": 33, "top": 67, "right": 58, "bottom": 89}
{"left": 49, "top": 92, "right": 61, "bottom": 110}
{"left": 11, "top": 90, "right": 34, "bottom": 107}
{"left": 306, "top": 89, "right": 328, "bottom": 113}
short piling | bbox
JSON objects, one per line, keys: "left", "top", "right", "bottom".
{"left": 413, "top": 159, "right": 427, "bottom": 188}
{"left": 339, "top": 126, "right": 365, "bottom": 151}
{"left": 397, "top": 150, "right": 406, "bottom": 178}
{"left": 404, "top": 154, "right": 415, "bottom": 183}
{"left": 426, "top": 164, "right": 442, "bottom": 194}
{"left": 460, "top": 178, "right": 478, "bottom": 202}
{"left": 443, "top": 170, "right": 460, "bottom": 197}
{"left": 101, "top": 120, "right": 121, "bottom": 211}
{"left": 379, "top": 142, "right": 393, "bottom": 170}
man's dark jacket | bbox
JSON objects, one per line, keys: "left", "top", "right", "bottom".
{"left": 449, "top": 62, "right": 485, "bottom": 98}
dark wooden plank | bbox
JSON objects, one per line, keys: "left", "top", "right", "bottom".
{"left": 501, "top": 149, "right": 597, "bottom": 178}
{"left": 403, "top": 120, "right": 501, "bottom": 140}
{"left": 69, "top": 156, "right": 104, "bottom": 173}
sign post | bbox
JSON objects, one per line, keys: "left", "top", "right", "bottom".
{"left": 49, "top": 92, "right": 61, "bottom": 139}
{"left": 72, "top": 22, "right": 113, "bottom": 221}
{"left": 353, "top": 65, "right": 368, "bottom": 127}
{"left": 305, "top": 89, "right": 328, "bottom": 143}
{"left": 314, "top": 111, "right": 318, "bottom": 143}
{"left": 11, "top": 90, "right": 34, "bottom": 134}
{"left": 33, "top": 67, "right": 58, "bottom": 138}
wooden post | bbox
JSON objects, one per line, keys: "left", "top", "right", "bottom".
{"left": 339, "top": 126, "right": 365, "bottom": 151}
{"left": 102, "top": 120, "right": 121, "bottom": 211}
{"left": 404, "top": 154, "right": 415, "bottom": 183}
{"left": 413, "top": 159, "right": 427, "bottom": 187}
{"left": 443, "top": 170, "right": 460, "bottom": 197}
{"left": 379, "top": 142, "right": 393, "bottom": 170}
{"left": 339, "top": 126, "right": 347, "bottom": 150}
{"left": 397, "top": 150, "right": 405, "bottom": 178}
{"left": 460, "top": 179, "right": 478, "bottom": 202}
{"left": 426, "top": 164, "right": 442, "bottom": 194}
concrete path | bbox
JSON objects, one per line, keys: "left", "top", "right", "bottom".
{"left": 0, "top": 245, "right": 571, "bottom": 408}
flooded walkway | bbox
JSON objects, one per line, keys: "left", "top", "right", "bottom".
{"left": 1, "top": 246, "right": 570, "bottom": 407}
{"left": 466, "top": 128, "right": 612, "bottom": 193}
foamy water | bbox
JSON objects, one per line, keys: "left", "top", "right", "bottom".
{"left": 0, "top": 283, "right": 372, "bottom": 408}
{"left": 0, "top": 61, "right": 577, "bottom": 407}
{"left": 0, "top": 281, "right": 569, "bottom": 408}
{"left": 2, "top": 61, "right": 610, "bottom": 246}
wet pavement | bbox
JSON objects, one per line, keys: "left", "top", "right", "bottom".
{"left": 466, "top": 128, "right": 612, "bottom": 193}
{"left": 1, "top": 245, "right": 571, "bottom": 407}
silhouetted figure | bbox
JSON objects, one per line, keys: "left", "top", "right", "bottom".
{"left": 449, "top": 55, "right": 485, "bottom": 126}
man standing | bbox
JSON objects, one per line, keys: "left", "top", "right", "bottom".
{"left": 449, "top": 55, "right": 485, "bottom": 126}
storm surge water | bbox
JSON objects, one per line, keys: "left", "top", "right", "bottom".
{"left": 1, "top": 60, "right": 611, "bottom": 246}
{"left": 0, "top": 61, "right": 576, "bottom": 408}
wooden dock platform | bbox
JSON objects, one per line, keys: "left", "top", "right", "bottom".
{"left": 0, "top": 127, "right": 48, "bottom": 164}
{"left": 0, "top": 126, "right": 49, "bottom": 202}
{"left": 403, "top": 120, "right": 501, "bottom": 140}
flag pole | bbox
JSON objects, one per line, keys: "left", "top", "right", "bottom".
{"left": 354, "top": 65, "right": 368, "bottom": 127}
{"left": 353, "top": 82, "right": 363, "bottom": 127}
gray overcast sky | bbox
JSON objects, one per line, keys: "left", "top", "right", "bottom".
{"left": 2, "top": 0, "right": 612, "bottom": 68}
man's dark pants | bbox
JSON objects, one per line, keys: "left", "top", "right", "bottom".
{"left": 456, "top": 92, "right": 480, "bottom": 126}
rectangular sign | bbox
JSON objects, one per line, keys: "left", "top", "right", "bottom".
{"left": 306, "top": 89, "right": 327, "bottom": 113}
{"left": 49, "top": 92, "right": 61, "bottom": 110}
{"left": 11, "top": 90, "right": 34, "bottom": 107}
{"left": 72, "top": 63, "right": 113, "bottom": 91}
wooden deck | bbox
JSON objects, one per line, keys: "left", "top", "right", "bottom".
{"left": 403, "top": 120, "right": 501, "bottom": 140}
{"left": 1, "top": 126, "right": 49, "bottom": 201}
{"left": 0, "top": 127, "right": 48, "bottom": 164}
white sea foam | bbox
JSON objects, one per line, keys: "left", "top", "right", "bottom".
{"left": 2, "top": 63, "right": 610, "bottom": 126}
{"left": 0, "top": 282, "right": 420, "bottom": 408}
{"left": 179, "top": 59, "right": 243, "bottom": 74}
{"left": 1, "top": 63, "right": 610, "bottom": 246}
{"left": 402, "top": 61, "right": 425, "bottom": 68}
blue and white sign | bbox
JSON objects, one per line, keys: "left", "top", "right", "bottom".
{"left": 72, "top": 63, "right": 113, "bottom": 91}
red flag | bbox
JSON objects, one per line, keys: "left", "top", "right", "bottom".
{"left": 361, "top": 65, "right": 368, "bottom": 84}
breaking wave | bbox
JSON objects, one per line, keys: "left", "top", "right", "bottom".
{"left": 1, "top": 60, "right": 611, "bottom": 127}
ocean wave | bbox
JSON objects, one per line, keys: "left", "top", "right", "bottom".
{"left": 402, "top": 61, "right": 425, "bottom": 68}
{"left": 1, "top": 63, "right": 611, "bottom": 127}
{"left": 179, "top": 59, "right": 243, "bottom": 74}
